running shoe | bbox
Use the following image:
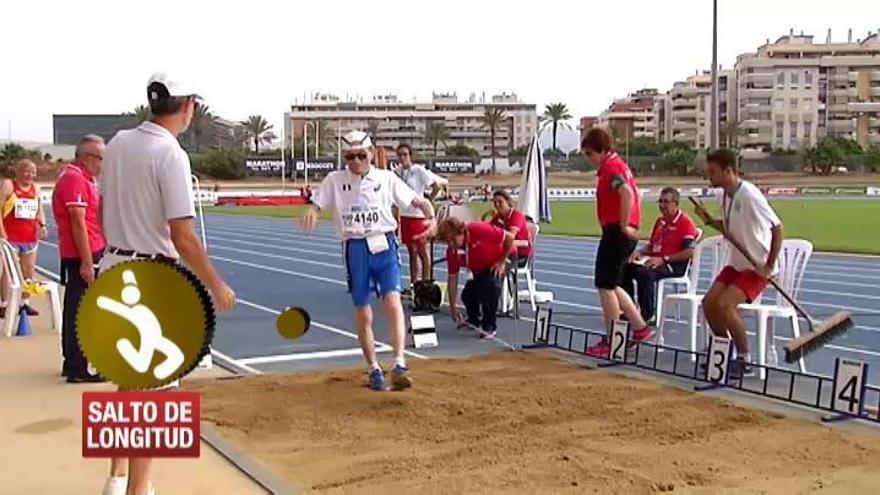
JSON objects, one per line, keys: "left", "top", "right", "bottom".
{"left": 390, "top": 364, "right": 412, "bottom": 391}
{"left": 479, "top": 326, "right": 497, "bottom": 339}
{"left": 101, "top": 476, "right": 127, "bottom": 495}
{"left": 586, "top": 338, "right": 611, "bottom": 358}
{"left": 728, "top": 357, "right": 754, "bottom": 379}
{"left": 368, "top": 368, "right": 387, "bottom": 391}
{"left": 627, "top": 326, "right": 655, "bottom": 349}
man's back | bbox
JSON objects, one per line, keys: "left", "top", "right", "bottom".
{"left": 101, "top": 122, "right": 195, "bottom": 258}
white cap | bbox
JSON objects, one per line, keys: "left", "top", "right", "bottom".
{"left": 340, "top": 130, "right": 373, "bottom": 152}
{"left": 147, "top": 72, "right": 202, "bottom": 102}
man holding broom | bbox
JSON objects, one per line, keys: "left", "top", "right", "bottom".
{"left": 695, "top": 148, "right": 783, "bottom": 379}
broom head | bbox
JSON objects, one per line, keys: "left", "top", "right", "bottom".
{"left": 783, "top": 311, "right": 854, "bottom": 363}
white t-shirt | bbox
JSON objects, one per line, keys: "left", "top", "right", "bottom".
{"left": 716, "top": 179, "right": 782, "bottom": 274}
{"left": 394, "top": 164, "right": 447, "bottom": 218}
{"left": 312, "top": 166, "right": 418, "bottom": 240}
{"left": 100, "top": 121, "right": 196, "bottom": 259}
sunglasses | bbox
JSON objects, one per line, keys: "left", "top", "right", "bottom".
{"left": 345, "top": 152, "right": 368, "bottom": 161}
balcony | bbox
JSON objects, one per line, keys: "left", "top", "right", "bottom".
{"left": 674, "top": 109, "right": 698, "bottom": 119}
{"left": 672, "top": 98, "right": 698, "bottom": 110}
{"left": 672, "top": 120, "right": 697, "bottom": 130}
{"left": 828, "top": 119, "right": 854, "bottom": 131}
{"left": 848, "top": 102, "right": 880, "bottom": 113}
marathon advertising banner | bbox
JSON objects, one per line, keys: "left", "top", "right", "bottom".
{"left": 833, "top": 187, "right": 866, "bottom": 196}
{"left": 245, "top": 158, "right": 285, "bottom": 172}
{"left": 799, "top": 186, "right": 833, "bottom": 195}
{"left": 868, "top": 187, "right": 880, "bottom": 197}
{"left": 766, "top": 187, "right": 799, "bottom": 196}
{"left": 431, "top": 160, "right": 476, "bottom": 174}
{"left": 243, "top": 156, "right": 289, "bottom": 178}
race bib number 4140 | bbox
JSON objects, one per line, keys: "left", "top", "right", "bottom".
{"left": 342, "top": 206, "right": 380, "bottom": 235}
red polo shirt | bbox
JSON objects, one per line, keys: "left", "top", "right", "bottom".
{"left": 52, "top": 162, "right": 105, "bottom": 259}
{"left": 644, "top": 210, "right": 699, "bottom": 257}
{"left": 490, "top": 208, "right": 532, "bottom": 258}
{"left": 596, "top": 152, "right": 641, "bottom": 228}
{"left": 446, "top": 222, "right": 506, "bottom": 275}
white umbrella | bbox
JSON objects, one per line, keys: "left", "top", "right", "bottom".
{"left": 517, "top": 134, "right": 551, "bottom": 223}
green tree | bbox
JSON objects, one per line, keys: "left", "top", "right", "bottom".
{"left": 190, "top": 149, "right": 246, "bottom": 180}
{"left": 864, "top": 144, "right": 880, "bottom": 173}
{"left": 126, "top": 105, "right": 151, "bottom": 122}
{"left": 241, "top": 115, "right": 273, "bottom": 154}
{"left": 424, "top": 121, "right": 450, "bottom": 157}
{"left": 659, "top": 148, "right": 696, "bottom": 176}
{"left": 184, "top": 103, "right": 216, "bottom": 153}
{"left": 625, "top": 136, "right": 662, "bottom": 156}
{"left": 808, "top": 136, "right": 864, "bottom": 175}
{"left": 444, "top": 144, "right": 480, "bottom": 160}
{"left": 1, "top": 143, "right": 41, "bottom": 172}
{"left": 481, "top": 107, "right": 507, "bottom": 175}
{"left": 540, "top": 103, "right": 572, "bottom": 152}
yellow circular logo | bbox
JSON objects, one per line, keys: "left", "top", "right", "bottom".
{"left": 76, "top": 260, "right": 215, "bottom": 390}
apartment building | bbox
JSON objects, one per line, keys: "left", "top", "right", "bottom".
{"left": 736, "top": 30, "right": 880, "bottom": 151}
{"left": 286, "top": 92, "right": 538, "bottom": 158}
{"left": 578, "top": 116, "right": 599, "bottom": 143}
{"left": 656, "top": 70, "right": 736, "bottom": 149}
{"left": 596, "top": 88, "right": 659, "bottom": 142}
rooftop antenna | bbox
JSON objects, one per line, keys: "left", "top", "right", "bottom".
{"left": 827, "top": 28, "right": 832, "bottom": 43}
{"left": 848, "top": 29, "right": 853, "bottom": 43}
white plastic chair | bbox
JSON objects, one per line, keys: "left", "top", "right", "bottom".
{"left": 657, "top": 235, "right": 730, "bottom": 360}
{"left": 1, "top": 240, "right": 62, "bottom": 337}
{"left": 655, "top": 228, "right": 703, "bottom": 324}
{"left": 737, "top": 239, "right": 812, "bottom": 379}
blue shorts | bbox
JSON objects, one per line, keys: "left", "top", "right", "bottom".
{"left": 10, "top": 241, "right": 38, "bottom": 254}
{"left": 344, "top": 232, "right": 402, "bottom": 307}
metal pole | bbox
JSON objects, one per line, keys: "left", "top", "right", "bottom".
{"left": 304, "top": 121, "right": 309, "bottom": 187}
{"left": 710, "top": 0, "right": 719, "bottom": 150}
{"left": 281, "top": 114, "right": 286, "bottom": 191}
{"left": 337, "top": 120, "right": 342, "bottom": 170}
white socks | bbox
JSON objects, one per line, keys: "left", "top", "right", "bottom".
{"left": 368, "top": 357, "right": 406, "bottom": 373}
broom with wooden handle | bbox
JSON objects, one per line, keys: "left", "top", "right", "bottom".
{"left": 688, "top": 196, "right": 853, "bottom": 363}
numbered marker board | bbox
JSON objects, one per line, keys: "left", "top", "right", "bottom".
{"left": 832, "top": 358, "right": 868, "bottom": 417}
{"left": 409, "top": 314, "right": 438, "bottom": 349}
{"left": 609, "top": 320, "right": 628, "bottom": 362}
{"left": 533, "top": 306, "right": 552, "bottom": 343}
{"left": 706, "top": 336, "right": 732, "bottom": 384}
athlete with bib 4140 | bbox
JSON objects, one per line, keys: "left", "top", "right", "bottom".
{"left": 300, "top": 130, "right": 436, "bottom": 391}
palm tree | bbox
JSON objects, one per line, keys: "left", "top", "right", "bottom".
{"left": 541, "top": 103, "right": 572, "bottom": 152}
{"left": 188, "top": 103, "right": 216, "bottom": 153}
{"left": 481, "top": 107, "right": 507, "bottom": 175}
{"left": 720, "top": 119, "right": 742, "bottom": 149}
{"left": 241, "top": 115, "right": 274, "bottom": 154}
{"left": 366, "top": 120, "right": 381, "bottom": 142}
{"left": 424, "top": 121, "right": 450, "bottom": 157}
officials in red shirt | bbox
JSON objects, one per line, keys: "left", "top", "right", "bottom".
{"left": 582, "top": 127, "right": 653, "bottom": 358}
{"left": 487, "top": 189, "right": 532, "bottom": 262}
{"left": 436, "top": 217, "right": 513, "bottom": 338}
{"left": 52, "top": 135, "right": 106, "bottom": 383}
{"left": 621, "top": 187, "right": 698, "bottom": 324}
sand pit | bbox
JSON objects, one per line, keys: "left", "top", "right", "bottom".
{"left": 189, "top": 352, "right": 880, "bottom": 494}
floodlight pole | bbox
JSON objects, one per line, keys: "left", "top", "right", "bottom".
{"left": 710, "top": 0, "right": 719, "bottom": 150}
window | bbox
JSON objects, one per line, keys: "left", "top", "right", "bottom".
{"left": 777, "top": 72, "right": 785, "bottom": 85}
{"left": 805, "top": 71, "right": 813, "bottom": 86}
{"left": 803, "top": 98, "right": 812, "bottom": 110}
{"left": 790, "top": 98, "right": 798, "bottom": 110}
{"left": 776, "top": 121, "right": 784, "bottom": 140}
{"left": 791, "top": 72, "right": 799, "bottom": 86}
{"left": 774, "top": 99, "right": 784, "bottom": 111}
{"left": 804, "top": 124, "right": 812, "bottom": 140}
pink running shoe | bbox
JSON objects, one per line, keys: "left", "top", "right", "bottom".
{"left": 586, "top": 338, "right": 611, "bottom": 358}
{"left": 628, "top": 326, "right": 656, "bottom": 349}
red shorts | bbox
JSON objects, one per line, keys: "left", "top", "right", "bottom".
{"left": 715, "top": 266, "right": 769, "bottom": 303}
{"left": 399, "top": 216, "right": 430, "bottom": 246}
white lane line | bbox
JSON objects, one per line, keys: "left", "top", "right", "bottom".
{"left": 208, "top": 224, "right": 880, "bottom": 284}
{"left": 235, "top": 293, "right": 428, "bottom": 360}
{"left": 238, "top": 346, "right": 392, "bottom": 365}
{"left": 209, "top": 348, "right": 264, "bottom": 375}
{"left": 207, "top": 240, "right": 880, "bottom": 333}
{"left": 33, "top": 263, "right": 271, "bottom": 375}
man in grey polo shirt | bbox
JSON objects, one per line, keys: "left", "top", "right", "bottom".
{"left": 97, "top": 72, "right": 236, "bottom": 495}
